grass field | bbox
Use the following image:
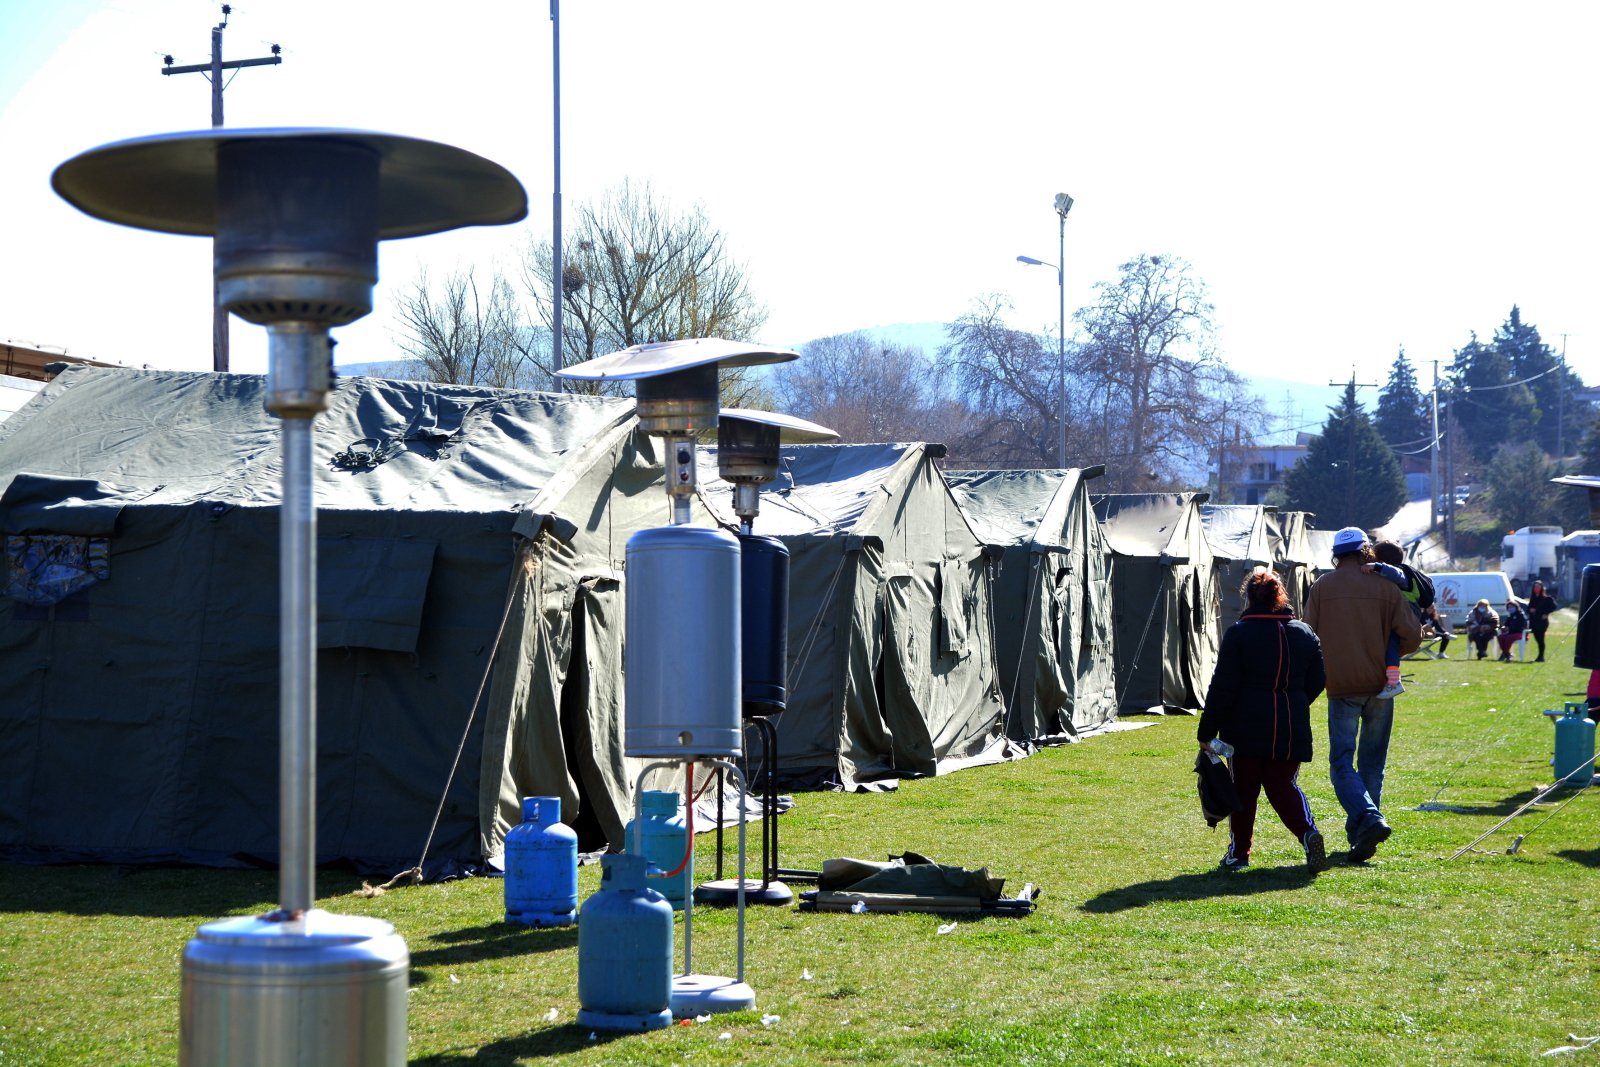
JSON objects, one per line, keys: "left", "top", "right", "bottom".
{"left": 3, "top": 617, "right": 1599, "bottom": 1065}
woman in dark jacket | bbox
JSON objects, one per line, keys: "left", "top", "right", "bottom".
{"left": 1198, "top": 567, "right": 1328, "bottom": 872}
{"left": 1526, "top": 580, "right": 1558, "bottom": 663}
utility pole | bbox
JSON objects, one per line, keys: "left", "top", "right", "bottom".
{"left": 1328, "top": 369, "right": 1380, "bottom": 526}
{"left": 162, "top": 5, "right": 282, "bottom": 373}
{"left": 1429, "top": 359, "right": 1441, "bottom": 532}
{"left": 1559, "top": 333, "right": 1568, "bottom": 464}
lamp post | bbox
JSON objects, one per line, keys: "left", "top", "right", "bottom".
{"left": 1017, "top": 191, "right": 1073, "bottom": 468}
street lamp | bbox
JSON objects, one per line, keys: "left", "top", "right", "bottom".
{"left": 1017, "top": 191, "right": 1073, "bottom": 468}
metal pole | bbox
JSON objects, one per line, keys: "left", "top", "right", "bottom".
{"left": 211, "top": 22, "right": 229, "bottom": 373}
{"left": 1056, "top": 212, "right": 1066, "bottom": 469}
{"left": 275, "top": 327, "right": 322, "bottom": 918}
{"left": 1430, "top": 360, "right": 1440, "bottom": 532}
{"left": 550, "top": 0, "right": 564, "bottom": 386}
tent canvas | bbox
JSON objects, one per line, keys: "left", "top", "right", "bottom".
{"left": 1268, "top": 510, "right": 1319, "bottom": 613}
{"left": 695, "top": 442, "right": 1010, "bottom": 788}
{"left": 1200, "top": 503, "right": 1275, "bottom": 620}
{"left": 1092, "top": 492, "right": 1220, "bottom": 714}
{"left": 945, "top": 467, "right": 1118, "bottom": 743}
{"left": 0, "top": 366, "right": 636, "bottom": 874}
{"left": 1304, "top": 527, "right": 1337, "bottom": 576}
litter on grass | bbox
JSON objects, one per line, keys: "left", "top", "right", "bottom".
{"left": 1542, "top": 1034, "right": 1600, "bottom": 1056}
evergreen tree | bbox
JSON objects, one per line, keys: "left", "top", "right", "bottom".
{"left": 1281, "top": 381, "right": 1408, "bottom": 530}
{"left": 1491, "top": 306, "right": 1582, "bottom": 458}
{"left": 1484, "top": 441, "right": 1563, "bottom": 530}
{"left": 1448, "top": 332, "right": 1537, "bottom": 464}
{"left": 1373, "top": 348, "right": 1431, "bottom": 452}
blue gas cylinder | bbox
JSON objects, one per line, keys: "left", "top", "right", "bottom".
{"left": 1554, "top": 707, "right": 1597, "bottom": 785}
{"left": 625, "top": 790, "right": 690, "bottom": 910}
{"left": 504, "top": 796, "right": 578, "bottom": 926}
{"left": 576, "top": 852, "right": 674, "bottom": 1031}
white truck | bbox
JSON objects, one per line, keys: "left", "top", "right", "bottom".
{"left": 1500, "top": 525, "right": 1561, "bottom": 596}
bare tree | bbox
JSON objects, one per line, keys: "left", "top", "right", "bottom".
{"left": 769, "top": 332, "right": 947, "bottom": 444}
{"left": 392, "top": 267, "right": 547, "bottom": 390}
{"left": 1072, "top": 254, "right": 1262, "bottom": 492}
{"left": 939, "top": 295, "right": 1092, "bottom": 469}
{"left": 523, "top": 180, "right": 768, "bottom": 400}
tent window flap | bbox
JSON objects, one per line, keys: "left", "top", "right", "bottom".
{"left": 318, "top": 536, "right": 437, "bottom": 653}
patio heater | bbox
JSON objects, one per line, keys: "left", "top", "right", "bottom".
{"left": 53, "top": 127, "right": 526, "bottom": 1067}
{"left": 556, "top": 340, "right": 795, "bottom": 1019}
{"left": 697, "top": 409, "right": 835, "bottom": 907}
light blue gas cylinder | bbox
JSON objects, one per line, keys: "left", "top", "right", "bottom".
{"left": 504, "top": 796, "right": 578, "bottom": 926}
{"left": 1553, "top": 707, "right": 1597, "bottom": 785}
{"left": 576, "top": 852, "right": 674, "bottom": 1031}
{"left": 625, "top": 790, "right": 690, "bottom": 910}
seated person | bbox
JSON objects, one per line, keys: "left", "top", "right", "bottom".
{"left": 1496, "top": 599, "right": 1528, "bottom": 661}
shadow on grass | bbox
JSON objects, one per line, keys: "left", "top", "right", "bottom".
{"left": 412, "top": 1024, "right": 632, "bottom": 1064}
{"left": 1555, "top": 847, "right": 1600, "bottom": 868}
{"left": 410, "top": 921, "right": 578, "bottom": 975}
{"left": 0, "top": 863, "right": 279, "bottom": 918}
{"left": 1080, "top": 865, "right": 1316, "bottom": 913}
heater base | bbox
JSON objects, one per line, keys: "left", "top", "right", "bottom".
{"left": 671, "top": 974, "right": 756, "bottom": 1017}
{"left": 504, "top": 910, "right": 576, "bottom": 927}
{"left": 576, "top": 1006, "right": 674, "bottom": 1031}
{"left": 694, "top": 878, "right": 794, "bottom": 907}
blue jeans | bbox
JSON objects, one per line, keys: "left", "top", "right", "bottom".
{"left": 1327, "top": 694, "right": 1394, "bottom": 844}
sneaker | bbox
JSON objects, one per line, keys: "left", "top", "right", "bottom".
{"left": 1377, "top": 681, "right": 1404, "bottom": 700}
{"left": 1435, "top": 652, "right": 1448, "bottom": 659}
{"left": 1348, "top": 820, "right": 1392, "bottom": 863}
{"left": 1303, "top": 829, "right": 1328, "bottom": 873}
{"left": 1219, "top": 855, "right": 1249, "bottom": 870}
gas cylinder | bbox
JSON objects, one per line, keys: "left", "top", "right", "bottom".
{"left": 1553, "top": 706, "right": 1597, "bottom": 785}
{"left": 576, "top": 852, "right": 674, "bottom": 1031}
{"left": 738, "top": 532, "right": 789, "bottom": 715}
{"left": 623, "top": 525, "right": 741, "bottom": 758}
{"left": 625, "top": 790, "right": 690, "bottom": 910}
{"left": 504, "top": 796, "right": 578, "bottom": 926}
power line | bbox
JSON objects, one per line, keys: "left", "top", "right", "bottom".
{"left": 160, "top": 4, "right": 283, "bottom": 374}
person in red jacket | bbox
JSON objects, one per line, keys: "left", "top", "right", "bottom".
{"left": 1197, "top": 568, "right": 1329, "bottom": 872}
{"left": 1304, "top": 526, "right": 1421, "bottom": 863}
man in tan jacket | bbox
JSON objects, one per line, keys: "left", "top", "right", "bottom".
{"left": 1304, "top": 526, "right": 1421, "bottom": 862}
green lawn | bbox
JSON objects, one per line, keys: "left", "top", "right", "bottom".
{"left": 3, "top": 617, "right": 1598, "bottom": 1066}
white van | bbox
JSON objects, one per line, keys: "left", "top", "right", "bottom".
{"left": 1430, "top": 571, "right": 1519, "bottom": 615}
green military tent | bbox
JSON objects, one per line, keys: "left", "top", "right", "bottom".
{"left": 945, "top": 467, "right": 1118, "bottom": 744}
{"left": 1200, "top": 502, "right": 1275, "bottom": 620}
{"left": 695, "top": 442, "right": 1011, "bottom": 788}
{"left": 1268, "top": 509, "right": 1319, "bottom": 614}
{"left": 0, "top": 366, "right": 638, "bottom": 874}
{"left": 1304, "top": 526, "right": 1337, "bottom": 577}
{"left": 1092, "top": 492, "right": 1220, "bottom": 714}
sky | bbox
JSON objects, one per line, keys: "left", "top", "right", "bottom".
{"left": 4, "top": 1, "right": 1599, "bottom": 415}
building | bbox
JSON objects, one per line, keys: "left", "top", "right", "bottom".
{"left": 1212, "top": 434, "right": 1312, "bottom": 505}
{"left": 1, "top": 340, "right": 122, "bottom": 423}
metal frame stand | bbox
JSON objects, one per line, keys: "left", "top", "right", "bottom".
{"left": 633, "top": 759, "right": 756, "bottom": 1016}
{"left": 697, "top": 717, "right": 816, "bottom": 904}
